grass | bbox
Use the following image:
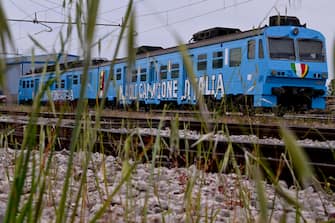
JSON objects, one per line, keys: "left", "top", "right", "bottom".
{"left": 0, "top": 0, "right": 334, "bottom": 222}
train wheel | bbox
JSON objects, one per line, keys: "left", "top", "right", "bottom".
{"left": 272, "top": 106, "right": 286, "bottom": 117}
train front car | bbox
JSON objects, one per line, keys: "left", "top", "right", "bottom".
{"left": 259, "top": 16, "right": 328, "bottom": 112}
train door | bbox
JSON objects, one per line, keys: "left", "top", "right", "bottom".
{"left": 71, "top": 74, "right": 80, "bottom": 100}
{"left": 67, "top": 75, "right": 72, "bottom": 90}
{"left": 148, "top": 61, "right": 157, "bottom": 103}
{"left": 98, "top": 70, "right": 105, "bottom": 98}
{"left": 122, "top": 66, "right": 127, "bottom": 102}
{"left": 34, "top": 79, "right": 39, "bottom": 96}
{"left": 224, "top": 46, "right": 243, "bottom": 95}
{"left": 66, "top": 74, "right": 73, "bottom": 100}
{"left": 244, "top": 39, "right": 258, "bottom": 95}
{"left": 105, "top": 67, "right": 116, "bottom": 103}
{"left": 181, "top": 54, "right": 195, "bottom": 104}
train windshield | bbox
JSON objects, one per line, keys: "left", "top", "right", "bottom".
{"left": 298, "top": 39, "right": 324, "bottom": 62}
{"left": 268, "top": 37, "right": 295, "bottom": 60}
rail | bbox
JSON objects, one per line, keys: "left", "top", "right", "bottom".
{"left": 327, "top": 96, "right": 335, "bottom": 112}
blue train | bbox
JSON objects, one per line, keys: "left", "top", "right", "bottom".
{"left": 18, "top": 15, "right": 328, "bottom": 113}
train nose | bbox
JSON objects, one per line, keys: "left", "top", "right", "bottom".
{"left": 272, "top": 87, "right": 285, "bottom": 95}
{"left": 272, "top": 87, "right": 324, "bottom": 97}
{"left": 313, "top": 89, "right": 325, "bottom": 96}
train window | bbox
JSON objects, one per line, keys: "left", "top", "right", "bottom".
{"left": 131, "top": 69, "right": 137, "bottom": 82}
{"left": 171, "top": 64, "right": 179, "bottom": 78}
{"left": 268, "top": 37, "right": 295, "bottom": 60}
{"left": 247, "top": 40, "right": 255, "bottom": 59}
{"left": 22, "top": 81, "right": 26, "bottom": 88}
{"left": 27, "top": 80, "right": 30, "bottom": 88}
{"left": 73, "top": 75, "right": 78, "bottom": 85}
{"left": 212, "top": 51, "right": 223, "bottom": 69}
{"left": 258, "top": 39, "right": 264, "bottom": 58}
{"left": 140, "top": 68, "right": 147, "bottom": 81}
{"left": 197, "top": 54, "right": 207, "bottom": 71}
{"left": 30, "top": 80, "right": 34, "bottom": 88}
{"left": 160, "top": 65, "right": 167, "bottom": 80}
{"left": 298, "top": 39, "right": 324, "bottom": 62}
{"left": 116, "top": 68, "right": 122, "bottom": 80}
{"left": 61, "top": 80, "right": 65, "bottom": 88}
{"left": 229, "top": 48, "right": 242, "bottom": 67}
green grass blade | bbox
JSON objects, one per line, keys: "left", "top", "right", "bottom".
{"left": 255, "top": 166, "right": 268, "bottom": 223}
{"left": 56, "top": 0, "right": 101, "bottom": 222}
{"left": 280, "top": 126, "right": 314, "bottom": 187}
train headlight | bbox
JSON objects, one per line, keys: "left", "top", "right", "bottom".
{"left": 321, "top": 73, "right": 328, "bottom": 79}
{"left": 271, "top": 70, "right": 277, "bottom": 76}
{"left": 292, "top": 27, "right": 299, "bottom": 35}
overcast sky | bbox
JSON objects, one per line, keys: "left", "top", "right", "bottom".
{"left": 2, "top": 0, "right": 335, "bottom": 77}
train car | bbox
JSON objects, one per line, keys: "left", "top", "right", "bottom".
{"left": 18, "top": 15, "right": 328, "bottom": 114}
{"left": 17, "top": 59, "right": 112, "bottom": 105}
{"left": 110, "top": 15, "right": 327, "bottom": 113}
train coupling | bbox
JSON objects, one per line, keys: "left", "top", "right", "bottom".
{"left": 272, "top": 87, "right": 324, "bottom": 97}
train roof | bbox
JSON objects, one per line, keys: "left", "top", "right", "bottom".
{"left": 113, "top": 15, "right": 315, "bottom": 63}
{"left": 22, "top": 15, "right": 317, "bottom": 74}
{"left": 115, "top": 27, "right": 265, "bottom": 63}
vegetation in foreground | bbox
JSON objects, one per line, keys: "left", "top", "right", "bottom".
{"left": 0, "top": 0, "right": 333, "bottom": 222}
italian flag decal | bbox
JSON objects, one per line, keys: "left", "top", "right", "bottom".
{"left": 291, "top": 63, "right": 309, "bottom": 78}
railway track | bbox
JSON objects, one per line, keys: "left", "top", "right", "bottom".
{"left": 0, "top": 107, "right": 335, "bottom": 140}
{"left": 0, "top": 107, "right": 334, "bottom": 185}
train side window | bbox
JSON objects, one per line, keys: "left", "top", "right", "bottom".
{"left": 212, "top": 51, "right": 223, "bottom": 69}
{"left": 131, "top": 69, "right": 137, "bottom": 82}
{"left": 31, "top": 80, "right": 34, "bottom": 88}
{"left": 27, "top": 80, "right": 30, "bottom": 88}
{"left": 259, "top": 39, "right": 264, "bottom": 58}
{"left": 171, "top": 64, "right": 179, "bottom": 78}
{"left": 22, "top": 80, "right": 26, "bottom": 88}
{"left": 116, "top": 68, "right": 122, "bottom": 80}
{"left": 229, "top": 48, "right": 242, "bottom": 67}
{"left": 73, "top": 75, "right": 78, "bottom": 85}
{"left": 248, "top": 40, "right": 255, "bottom": 59}
{"left": 61, "top": 80, "right": 65, "bottom": 88}
{"left": 160, "top": 65, "right": 167, "bottom": 80}
{"left": 197, "top": 54, "right": 207, "bottom": 71}
{"left": 140, "top": 68, "right": 147, "bottom": 81}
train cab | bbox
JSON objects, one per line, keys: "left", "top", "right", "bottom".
{"left": 257, "top": 16, "right": 328, "bottom": 110}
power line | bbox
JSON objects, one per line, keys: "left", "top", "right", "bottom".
{"left": 135, "top": 0, "right": 210, "bottom": 18}
{"left": 139, "top": 0, "right": 254, "bottom": 35}
{"left": 9, "top": 0, "right": 34, "bottom": 18}
{"left": 100, "top": 0, "right": 144, "bottom": 15}
{"left": 29, "top": 0, "right": 66, "bottom": 17}
{"left": 7, "top": 17, "right": 122, "bottom": 27}
{"left": 11, "top": 0, "right": 255, "bottom": 56}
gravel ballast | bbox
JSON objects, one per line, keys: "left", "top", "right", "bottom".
{"left": 0, "top": 147, "right": 334, "bottom": 222}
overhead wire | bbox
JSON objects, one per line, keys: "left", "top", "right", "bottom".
{"left": 100, "top": 0, "right": 144, "bottom": 15}
{"left": 29, "top": 0, "right": 65, "bottom": 17}
{"left": 258, "top": 0, "right": 281, "bottom": 27}
{"left": 41, "top": 0, "right": 62, "bottom": 6}
{"left": 9, "top": 0, "right": 34, "bottom": 18}
{"left": 10, "top": 0, "right": 255, "bottom": 57}
{"left": 135, "top": 0, "right": 210, "bottom": 18}
{"left": 138, "top": 0, "right": 254, "bottom": 35}
{"left": 7, "top": 18, "right": 121, "bottom": 27}
{"left": 85, "top": 0, "right": 254, "bottom": 59}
